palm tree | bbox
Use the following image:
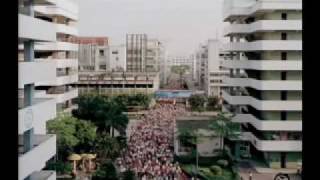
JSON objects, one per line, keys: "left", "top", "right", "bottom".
{"left": 178, "top": 128, "right": 203, "bottom": 178}
{"left": 95, "top": 133, "right": 120, "bottom": 161}
{"left": 209, "top": 112, "right": 240, "bottom": 153}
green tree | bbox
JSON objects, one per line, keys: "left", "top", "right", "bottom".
{"left": 93, "top": 160, "right": 118, "bottom": 180}
{"left": 95, "top": 132, "right": 120, "bottom": 161}
{"left": 178, "top": 128, "right": 204, "bottom": 178}
{"left": 209, "top": 112, "right": 240, "bottom": 153}
{"left": 74, "top": 119, "right": 97, "bottom": 152}
{"left": 122, "top": 170, "right": 136, "bottom": 180}
{"left": 188, "top": 94, "right": 207, "bottom": 113}
{"left": 47, "top": 114, "right": 79, "bottom": 160}
{"left": 207, "top": 96, "right": 220, "bottom": 111}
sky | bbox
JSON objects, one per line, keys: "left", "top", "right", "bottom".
{"left": 78, "top": 0, "right": 225, "bottom": 56}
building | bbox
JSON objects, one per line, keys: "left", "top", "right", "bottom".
{"left": 74, "top": 36, "right": 108, "bottom": 46}
{"left": 221, "top": 0, "right": 302, "bottom": 169}
{"left": 174, "top": 116, "right": 222, "bottom": 157}
{"left": 77, "top": 37, "right": 109, "bottom": 71}
{"left": 195, "top": 40, "right": 230, "bottom": 97}
{"left": 18, "top": 0, "right": 63, "bottom": 179}
{"left": 19, "top": 0, "right": 80, "bottom": 114}
{"left": 106, "top": 45, "right": 127, "bottom": 72}
{"left": 146, "top": 39, "right": 165, "bottom": 72}
{"left": 167, "top": 56, "right": 196, "bottom": 80}
{"left": 126, "top": 34, "right": 148, "bottom": 72}
{"left": 73, "top": 71, "right": 160, "bottom": 95}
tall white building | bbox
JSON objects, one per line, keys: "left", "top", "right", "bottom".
{"left": 195, "top": 40, "right": 230, "bottom": 97}
{"left": 222, "top": 0, "right": 302, "bottom": 169}
{"left": 18, "top": 0, "right": 60, "bottom": 179}
{"left": 28, "top": 0, "right": 79, "bottom": 113}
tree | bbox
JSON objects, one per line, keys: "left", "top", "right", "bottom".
{"left": 74, "top": 119, "right": 97, "bottom": 152}
{"left": 47, "top": 114, "right": 98, "bottom": 160}
{"left": 93, "top": 160, "right": 118, "bottom": 180}
{"left": 171, "top": 65, "right": 189, "bottom": 87}
{"left": 209, "top": 112, "right": 240, "bottom": 153}
{"left": 73, "top": 94, "right": 129, "bottom": 136}
{"left": 188, "top": 94, "right": 207, "bottom": 113}
{"left": 95, "top": 132, "right": 121, "bottom": 161}
{"left": 178, "top": 128, "right": 204, "bottom": 178}
{"left": 207, "top": 96, "right": 219, "bottom": 111}
{"left": 47, "top": 114, "right": 79, "bottom": 160}
{"left": 122, "top": 170, "right": 136, "bottom": 180}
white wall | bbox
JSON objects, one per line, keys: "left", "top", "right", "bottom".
{"left": 107, "top": 45, "right": 126, "bottom": 71}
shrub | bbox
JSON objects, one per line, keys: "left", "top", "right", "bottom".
{"left": 217, "top": 159, "right": 229, "bottom": 167}
{"left": 93, "top": 161, "right": 118, "bottom": 180}
{"left": 210, "top": 165, "right": 222, "bottom": 176}
{"left": 122, "top": 170, "right": 136, "bottom": 180}
{"left": 46, "top": 161, "right": 72, "bottom": 175}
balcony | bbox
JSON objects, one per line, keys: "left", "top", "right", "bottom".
{"left": 35, "top": 88, "right": 78, "bottom": 104}
{"left": 232, "top": 114, "right": 302, "bottom": 131}
{"left": 19, "top": 61, "right": 56, "bottom": 88}
{"left": 222, "top": 90, "right": 302, "bottom": 111}
{"left": 224, "top": 20, "right": 302, "bottom": 36}
{"left": 223, "top": 0, "right": 302, "bottom": 21}
{"left": 34, "top": 5, "right": 78, "bottom": 21}
{"left": 19, "top": 14, "right": 56, "bottom": 42}
{"left": 29, "top": 171, "right": 56, "bottom": 180}
{"left": 221, "top": 60, "right": 302, "bottom": 71}
{"left": 55, "top": 23, "right": 78, "bottom": 36}
{"left": 36, "top": 58, "right": 78, "bottom": 69}
{"left": 18, "top": 134, "right": 56, "bottom": 180}
{"left": 223, "top": 40, "right": 302, "bottom": 52}
{"left": 239, "top": 132, "right": 302, "bottom": 152}
{"left": 223, "top": 77, "right": 302, "bottom": 91}
{"left": 19, "top": 98, "right": 56, "bottom": 134}
{"left": 35, "top": 41, "right": 78, "bottom": 51}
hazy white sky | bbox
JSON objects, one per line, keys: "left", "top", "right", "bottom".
{"left": 78, "top": 0, "right": 225, "bottom": 56}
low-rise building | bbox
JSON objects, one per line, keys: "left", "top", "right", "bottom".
{"left": 73, "top": 71, "right": 160, "bottom": 95}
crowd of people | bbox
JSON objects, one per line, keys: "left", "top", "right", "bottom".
{"left": 117, "top": 104, "right": 188, "bottom": 179}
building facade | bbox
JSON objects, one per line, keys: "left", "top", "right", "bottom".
{"left": 22, "top": 0, "right": 80, "bottom": 114}
{"left": 126, "top": 34, "right": 148, "bottom": 72}
{"left": 222, "top": 0, "right": 302, "bottom": 169}
{"left": 18, "top": 0, "right": 61, "bottom": 179}
{"left": 106, "top": 45, "right": 127, "bottom": 72}
{"left": 195, "top": 40, "right": 230, "bottom": 97}
{"left": 73, "top": 71, "right": 160, "bottom": 95}
{"left": 167, "top": 56, "right": 196, "bottom": 80}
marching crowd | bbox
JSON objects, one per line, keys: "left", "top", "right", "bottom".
{"left": 117, "top": 104, "right": 188, "bottom": 179}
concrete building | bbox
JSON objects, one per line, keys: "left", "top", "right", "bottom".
{"left": 167, "top": 56, "right": 196, "bottom": 80}
{"left": 73, "top": 71, "right": 160, "bottom": 95}
{"left": 221, "top": 0, "right": 302, "bottom": 169}
{"left": 18, "top": 0, "right": 62, "bottom": 179}
{"left": 76, "top": 37, "right": 109, "bottom": 71}
{"left": 174, "top": 116, "right": 222, "bottom": 157}
{"left": 195, "top": 40, "right": 230, "bottom": 97}
{"left": 126, "top": 34, "right": 148, "bottom": 72}
{"left": 106, "top": 45, "right": 127, "bottom": 72}
{"left": 19, "top": 0, "right": 80, "bottom": 114}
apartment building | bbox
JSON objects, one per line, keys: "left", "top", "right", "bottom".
{"left": 195, "top": 40, "right": 230, "bottom": 97}
{"left": 18, "top": 0, "right": 80, "bottom": 114}
{"left": 126, "top": 34, "right": 148, "bottom": 72}
{"left": 221, "top": 0, "right": 302, "bottom": 169}
{"left": 18, "top": 0, "right": 58, "bottom": 179}
{"left": 73, "top": 71, "right": 160, "bottom": 95}
{"left": 77, "top": 37, "right": 109, "bottom": 71}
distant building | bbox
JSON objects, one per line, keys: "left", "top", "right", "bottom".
{"left": 73, "top": 71, "right": 160, "bottom": 95}
{"left": 126, "top": 34, "right": 148, "bottom": 72}
{"left": 106, "top": 45, "right": 127, "bottom": 72}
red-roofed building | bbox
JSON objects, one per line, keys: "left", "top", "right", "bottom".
{"left": 74, "top": 36, "right": 109, "bottom": 46}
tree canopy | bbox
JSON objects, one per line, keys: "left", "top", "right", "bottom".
{"left": 188, "top": 94, "right": 207, "bottom": 112}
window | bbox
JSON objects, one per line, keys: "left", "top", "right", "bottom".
{"left": 281, "top": 91, "right": 287, "bottom": 100}
{"left": 281, "top": 33, "right": 287, "bottom": 40}
{"left": 281, "top": 52, "right": 287, "bottom": 60}
{"left": 281, "top": 13, "right": 287, "bottom": 20}
{"left": 281, "top": 72, "right": 287, "bottom": 80}
{"left": 99, "top": 50, "right": 104, "bottom": 56}
{"left": 112, "top": 51, "right": 118, "bottom": 54}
